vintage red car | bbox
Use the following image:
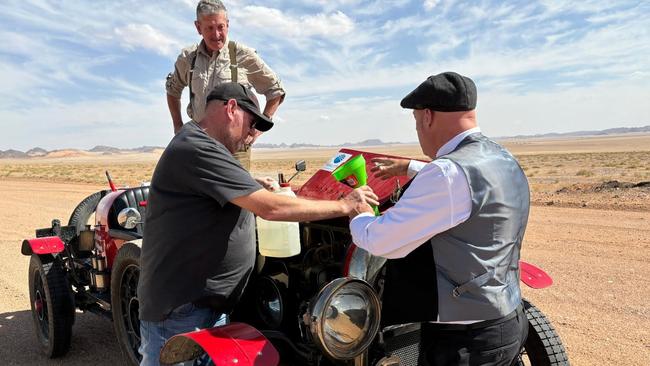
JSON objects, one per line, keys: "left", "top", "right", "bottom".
{"left": 21, "top": 149, "right": 569, "bottom": 366}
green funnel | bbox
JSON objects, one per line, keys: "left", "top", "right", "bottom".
{"left": 332, "top": 154, "right": 379, "bottom": 215}
{"left": 332, "top": 154, "right": 367, "bottom": 188}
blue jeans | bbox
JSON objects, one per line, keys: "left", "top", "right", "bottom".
{"left": 139, "top": 302, "right": 227, "bottom": 366}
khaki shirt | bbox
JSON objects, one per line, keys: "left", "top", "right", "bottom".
{"left": 166, "top": 39, "right": 285, "bottom": 122}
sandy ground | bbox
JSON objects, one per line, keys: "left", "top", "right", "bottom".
{"left": 0, "top": 179, "right": 648, "bottom": 365}
{"left": 0, "top": 181, "right": 124, "bottom": 365}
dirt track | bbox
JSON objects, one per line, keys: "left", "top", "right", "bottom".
{"left": 0, "top": 179, "right": 648, "bottom": 365}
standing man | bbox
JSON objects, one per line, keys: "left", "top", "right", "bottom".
{"left": 138, "top": 82, "right": 376, "bottom": 366}
{"left": 165, "top": 0, "right": 285, "bottom": 169}
{"left": 349, "top": 72, "right": 530, "bottom": 365}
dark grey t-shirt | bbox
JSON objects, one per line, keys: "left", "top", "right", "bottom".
{"left": 138, "top": 121, "right": 262, "bottom": 322}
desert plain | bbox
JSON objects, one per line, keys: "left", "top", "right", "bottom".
{"left": 0, "top": 134, "right": 649, "bottom": 365}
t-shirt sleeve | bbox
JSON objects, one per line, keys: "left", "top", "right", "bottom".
{"left": 189, "top": 141, "right": 262, "bottom": 206}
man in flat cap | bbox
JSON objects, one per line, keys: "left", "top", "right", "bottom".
{"left": 138, "top": 82, "right": 377, "bottom": 365}
{"left": 348, "top": 72, "right": 530, "bottom": 365}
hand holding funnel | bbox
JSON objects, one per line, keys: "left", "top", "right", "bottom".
{"left": 332, "top": 154, "right": 379, "bottom": 215}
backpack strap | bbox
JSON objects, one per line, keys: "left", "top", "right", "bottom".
{"left": 188, "top": 49, "right": 198, "bottom": 106}
{"left": 228, "top": 40, "right": 238, "bottom": 83}
{"left": 188, "top": 42, "right": 236, "bottom": 108}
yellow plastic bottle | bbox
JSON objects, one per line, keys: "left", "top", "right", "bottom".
{"left": 256, "top": 183, "right": 301, "bottom": 257}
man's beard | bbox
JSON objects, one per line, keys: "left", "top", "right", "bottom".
{"left": 226, "top": 135, "right": 245, "bottom": 154}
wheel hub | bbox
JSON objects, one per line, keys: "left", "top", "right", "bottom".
{"left": 34, "top": 292, "right": 44, "bottom": 320}
{"left": 127, "top": 296, "right": 141, "bottom": 340}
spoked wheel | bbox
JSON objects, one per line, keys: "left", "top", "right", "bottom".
{"left": 28, "top": 255, "right": 75, "bottom": 358}
{"left": 516, "top": 299, "right": 570, "bottom": 366}
{"left": 111, "top": 242, "right": 142, "bottom": 366}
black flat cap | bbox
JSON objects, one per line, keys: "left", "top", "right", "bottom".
{"left": 400, "top": 72, "right": 477, "bottom": 112}
{"left": 206, "top": 82, "right": 274, "bottom": 132}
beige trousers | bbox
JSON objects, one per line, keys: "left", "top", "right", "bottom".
{"left": 233, "top": 145, "right": 251, "bottom": 171}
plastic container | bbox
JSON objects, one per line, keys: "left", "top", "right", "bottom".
{"left": 256, "top": 183, "right": 301, "bottom": 257}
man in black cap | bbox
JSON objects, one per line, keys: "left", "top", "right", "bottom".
{"left": 348, "top": 72, "right": 530, "bottom": 365}
{"left": 138, "top": 82, "right": 378, "bottom": 366}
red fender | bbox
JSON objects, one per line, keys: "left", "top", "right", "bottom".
{"left": 21, "top": 236, "right": 65, "bottom": 256}
{"left": 159, "top": 322, "right": 279, "bottom": 366}
{"left": 519, "top": 260, "right": 553, "bottom": 289}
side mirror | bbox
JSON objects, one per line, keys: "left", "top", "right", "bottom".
{"left": 295, "top": 160, "right": 306, "bottom": 172}
{"left": 118, "top": 208, "right": 142, "bottom": 230}
{"left": 286, "top": 160, "right": 307, "bottom": 183}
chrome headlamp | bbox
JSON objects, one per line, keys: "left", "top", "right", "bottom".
{"left": 307, "top": 277, "right": 381, "bottom": 360}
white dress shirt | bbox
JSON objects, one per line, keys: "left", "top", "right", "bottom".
{"left": 349, "top": 127, "right": 481, "bottom": 259}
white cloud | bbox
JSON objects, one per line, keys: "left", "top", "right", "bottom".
{"left": 114, "top": 24, "right": 181, "bottom": 56}
{"left": 349, "top": 0, "right": 410, "bottom": 16}
{"left": 381, "top": 14, "right": 435, "bottom": 38}
{"left": 424, "top": 0, "right": 441, "bottom": 11}
{"left": 308, "top": 0, "right": 363, "bottom": 12}
{"left": 539, "top": 0, "right": 626, "bottom": 16}
{"left": 235, "top": 6, "right": 355, "bottom": 38}
{"left": 0, "top": 61, "right": 51, "bottom": 108}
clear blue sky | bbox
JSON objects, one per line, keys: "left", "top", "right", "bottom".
{"left": 0, "top": 0, "right": 648, "bottom": 150}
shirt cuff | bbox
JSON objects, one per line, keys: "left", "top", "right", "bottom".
{"left": 166, "top": 86, "right": 183, "bottom": 98}
{"left": 351, "top": 212, "right": 376, "bottom": 221}
{"left": 264, "top": 87, "right": 286, "bottom": 102}
{"left": 407, "top": 160, "right": 427, "bottom": 178}
{"left": 349, "top": 212, "right": 376, "bottom": 248}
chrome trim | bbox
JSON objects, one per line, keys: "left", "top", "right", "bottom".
{"left": 347, "top": 246, "right": 386, "bottom": 284}
{"left": 308, "top": 277, "right": 381, "bottom": 360}
{"left": 375, "top": 355, "right": 401, "bottom": 366}
{"left": 117, "top": 208, "right": 141, "bottom": 229}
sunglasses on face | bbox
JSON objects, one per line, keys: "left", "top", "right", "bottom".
{"left": 219, "top": 100, "right": 258, "bottom": 130}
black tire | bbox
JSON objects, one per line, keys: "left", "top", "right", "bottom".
{"left": 110, "top": 242, "right": 142, "bottom": 366}
{"left": 517, "top": 299, "right": 570, "bottom": 366}
{"left": 28, "top": 255, "right": 75, "bottom": 358}
{"left": 68, "top": 191, "right": 104, "bottom": 234}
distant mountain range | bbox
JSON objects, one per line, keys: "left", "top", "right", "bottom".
{"left": 498, "top": 125, "right": 650, "bottom": 139}
{"left": 0, "top": 146, "right": 165, "bottom": 159}
{"left": 2, "top": 126, "right": 648, "bottom": 159}
{"left": 254, "top": 138, "right": 399, "bottom": 149}
{"left": 0, "top": 139, "right": 403, "bottom": 159}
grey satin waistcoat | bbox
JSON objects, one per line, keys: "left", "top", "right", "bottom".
{"left": 380, "top": 133, "right": 530, "bottom": 326}
{"left": 433, "top": 133, "right": 530, "bottom": 321}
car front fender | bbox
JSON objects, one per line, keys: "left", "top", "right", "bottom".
{"left": 520, "top": 260, "right": 553, "bottom": 289}
{"left": 159, "top": 322, "right": 278, "bottom": 366}
{"left": 21, "top": 236, "right": 65, "bottom": 256}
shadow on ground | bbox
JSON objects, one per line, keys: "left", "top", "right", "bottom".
{"left": 0, "top": 309, "right": 125, "bottom": 365}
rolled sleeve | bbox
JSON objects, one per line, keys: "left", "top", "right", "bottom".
{"left": 165, "top": 49, "right": 192, "bottom": 98}
{"left": 237, "top": 44, "right": 285, "bottom": 101}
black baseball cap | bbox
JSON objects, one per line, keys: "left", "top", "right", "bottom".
{"left": 206, "top": 82, "right": 274, "bottom": 132}
{"left": 400, "top": 72, "right": 477, "bottom": 112}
